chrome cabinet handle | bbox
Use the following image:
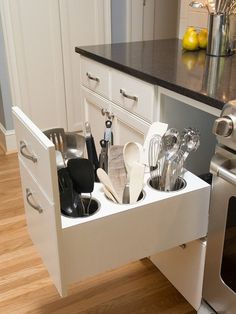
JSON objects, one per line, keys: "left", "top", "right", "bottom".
{"left": 26, "top": 188, "right": 43, "bottom": 213}
{"left": 86, "top": 72, "right": 100, "bottom": 82}
{"left": 20, "top": 141, "right": 37, "bottom": 163}
{"left": 218, "top": 165, "right": 236, "bottom": 186}
{"left": 101, "top": 108, "right": 108, "bottom": 116}
{"left": 120, "top": 89, "right": 138, "bottom": 102}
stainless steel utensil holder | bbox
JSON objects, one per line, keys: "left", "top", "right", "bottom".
{"left": 207, "top": 13, "right": 233, "bottom": 57}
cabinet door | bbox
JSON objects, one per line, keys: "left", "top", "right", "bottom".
{"left": 111, "top": 103, "right": 150, "bottom": 145}
{"left": 5, "top": 0, "right": 67, "bottom": 130}
{"left": 12, "top": 106, "right": 66, "bottom": 297}
{"left": 82, "top": 87, "right": 111, "bottom": 151}
{"left": 59, "top": 0, "right": 111, "bottom": 132}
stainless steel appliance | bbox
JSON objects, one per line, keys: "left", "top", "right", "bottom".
{"left": 199, "top": 100, "right": 236, "bottom": 313}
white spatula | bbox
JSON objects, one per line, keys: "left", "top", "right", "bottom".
{"left": 142, "top": 122, "right": 168, "bottom": 165}
{"left": 129, "top": 162, "right": 145, "bottom": 204}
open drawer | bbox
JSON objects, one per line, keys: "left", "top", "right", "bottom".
{"left": 13, "top": 106, "right": 210, "bottom": 297}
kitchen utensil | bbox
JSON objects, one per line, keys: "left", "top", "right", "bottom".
{"left": 44, "top": 128, "right": 67, "bottom": 158}
{"left": 189, "top": 1, "right": 210, "bottom": 13}
{"left": 143, "top": 122, "right": 168, "bottom": 165}
{"left": 123, "top": 142, "right": 142, "bottom": 178}
{"left": 103, "top": 185, "right": 118, "bottom": 203}
{"left": 67, "top": 158, "right": 95, "bottom": 215}
{"left": 56, "top": 150, "right": 66, "bottom": 170}
{"left": 148, "top": 134, "right": 162, "bottom": 188}
{"left": 168, "top": 128, "right": 200, "bottom": 190}
{"left": 97, "top": 168, "right": 122, "bottom": 204}
{"left": 129, "top": 162, "right": 145, "bottom": 204}
{"left": 99, "top": 139, "right": 109, "bottom": 173}
{"left": 85, "top": 122, "right": 99, "bottom": 181}
{"left": 44, "top": 128, "right": 85, "bottom": 162}
{"left": 159, "top": 128, "right": 180, "bottom": 191}
{"left": 123, "top": 142, "right": 142, "bottom": 203}
{"left": 108, "top": 145, "right": 127, "bottom": 201}
{"left": 65, "top": 132, "right": 85, "bottom": 159}
{"left": 104, "top": 120, "right": 113, "bottom": 144}
{"left": 57, "top": 167, "right": 82, "bottom": 217}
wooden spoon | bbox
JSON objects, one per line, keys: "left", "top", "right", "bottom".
{"left": 97, "top": 168, "right": 121, "bottom": 204}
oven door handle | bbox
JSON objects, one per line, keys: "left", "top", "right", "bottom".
{"left": 218, "top": 165, "right": 236, "bottom": 186}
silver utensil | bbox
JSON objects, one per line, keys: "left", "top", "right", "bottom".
{"left": 148, "top": 134, "right": 162, "bottom": 188}
{"left": 159, "top": 128, "right": 181, "bottom": 191}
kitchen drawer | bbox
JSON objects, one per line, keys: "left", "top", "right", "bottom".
{"left": 150, "top": 239, "right": 206, "bottom": 310}
{"left": 81, "top": 56, "right": 110, "bottom": 98}
{"left": 13, "top": 106, "right": 57, "bottom": 202}
{"left": 19, "top": 159, "right": 65, "bottom": 296}
{"left": 111, "top": 69, "right": 155, "bottom": 122}
{"left": 13, "top": 106, "right": 210, "bottom": 297}
{"left": 61, "top": 173, "right": 209, "bottom": 286}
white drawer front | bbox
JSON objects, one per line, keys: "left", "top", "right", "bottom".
{"left": 111, "top": 70, "right": 155, "bottom": 122}
{"left": 61, "top": 171, "right": 210, "bottom": 286}
{"left": 19, "top": 160, "right": 66, "bottom": 297}
{"left": 81, "top": 57, "right": 110, "bottom": 98}
{"left": 150, "top": 239, "right": 206, "bottom": 310}
{"left": 13, "top": 107, "right": 57, "bottom": 202}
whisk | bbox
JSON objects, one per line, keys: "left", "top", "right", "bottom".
{"left": 148, "top": 134, "right": 162, "bottom": 188}
{"left": 190, "top": 0, "right": 236, "bottom": 14}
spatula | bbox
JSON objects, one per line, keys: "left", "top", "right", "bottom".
{"left": 129, "top": 162, "right": 145, "bottom": 204}
{"left": 67, "top": 158, "right": 95, "bottom": 215}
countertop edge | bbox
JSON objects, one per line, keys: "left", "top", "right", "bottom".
{"left": 76, "top": 46, "right": 225, "bottom": 111}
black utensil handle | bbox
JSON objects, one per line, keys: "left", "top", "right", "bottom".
{"left": 90, "top": 136, "right": 99, "bottom": 168}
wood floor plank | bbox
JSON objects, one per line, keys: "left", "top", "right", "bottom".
{"left": 0, "top": 152, "right": 196, "bottom": 313}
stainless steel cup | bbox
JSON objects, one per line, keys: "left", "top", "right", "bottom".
{"left": 207, "top": 13, "right": 233, "bottom": 57}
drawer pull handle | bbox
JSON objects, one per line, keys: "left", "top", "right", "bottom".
{"left": 20, "top": 141, "right": 37, "bottom": 163}
{"left": 26, "top": 188, "right": 43, "bottom": 213}
{"left": 86, "top": 72, "right": 100, "bottom": 82}
{"left": 120, "top": 89, "right": 138, "bottom": 102}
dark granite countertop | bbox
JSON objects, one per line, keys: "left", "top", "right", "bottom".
{"left": 76, "top": 39, "right": 236, "bottom": 111}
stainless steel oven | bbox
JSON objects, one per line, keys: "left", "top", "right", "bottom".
{"left": 199, "top": 100, "right": 236, "bottom": 314}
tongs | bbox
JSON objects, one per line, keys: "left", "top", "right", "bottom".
{"left": 99, "top": 139, "right": 109, "bottom": 173}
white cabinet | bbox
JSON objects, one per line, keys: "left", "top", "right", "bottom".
{"left": 13, "top": 105, "right": 210, "bottom": 298}
{"left": 150, "top": 239, "right": 206, "bottom": 310}
{"left": 79, "top": 56, "right": 216, "bottom": 309}
{"left": 81, "top": 87, "right": 150, "bottom": 151}
{"left": 82, "top": 88, "right": 111, "bottom": 151}
{"left": 111, "top": 103, "right": 150, "bottom": 145}
{"left": 3, "top": 0, "right": 67, "bottom": 130}
{"left": 0, "top": 0, "right": 110, "bottom": 132}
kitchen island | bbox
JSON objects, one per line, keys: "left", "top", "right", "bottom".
{"left": 76, "top": 38, "right": 236, "bottom": 111}
{"left": 76, "top": 39, "right": 227, "bottom": 176}
{"left": 74, "top": 39, "right": 231, "bottom": 310}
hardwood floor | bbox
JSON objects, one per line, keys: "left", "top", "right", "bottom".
{"left": 0, "top": 152, "right": 196, "bottom": 314}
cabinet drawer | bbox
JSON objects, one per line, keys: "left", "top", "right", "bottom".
{"left": 150, "top": 239, "right": 206, "bottom": 310}
{"left": 13, "top": 106, "right": 210, "bottom": 297}
{"left": 13, "top": 107, "right": 57, "bottom": 202}
{"left": 61, "top": 172, "right": 209, "bottom": 287}
{"left": 81, "top": 57, "right": 110, "bottom": 98}
{"left": 111, "top": 69, "right": 155, "bottom": 122}
{"left": 19, "top": 159, "right": 65, "bottom": 297}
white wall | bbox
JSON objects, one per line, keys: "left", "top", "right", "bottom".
{"left": 178, "top": 0, "right": 208, "bottom": 38}
{"left": 0, "top": 11, "right": 13, "bottom": 130}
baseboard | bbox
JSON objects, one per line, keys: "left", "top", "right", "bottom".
{"left": 0, "top": 123, "right": 16, "bottom": 154}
